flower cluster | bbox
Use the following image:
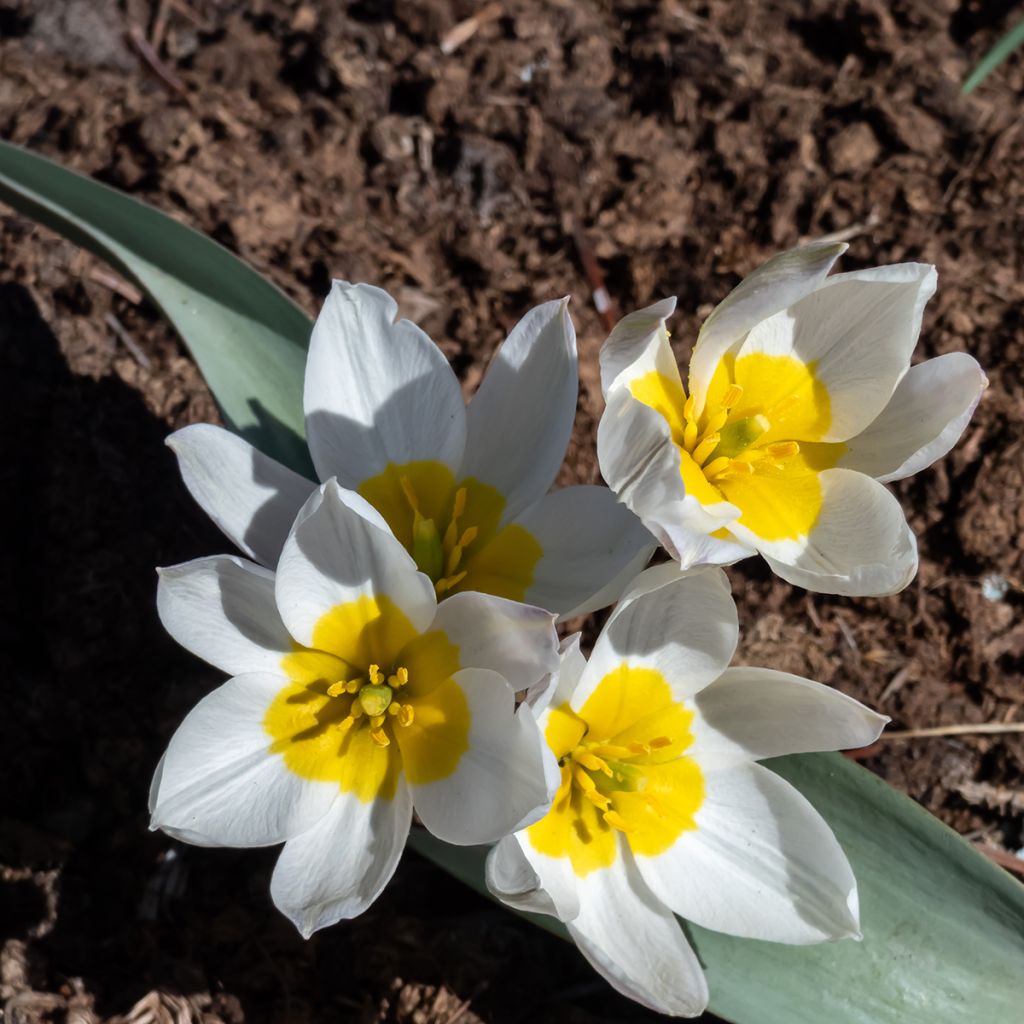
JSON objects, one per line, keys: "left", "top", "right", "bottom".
{"left": 151, "top": 244, "right": 985, "bottom": 1015}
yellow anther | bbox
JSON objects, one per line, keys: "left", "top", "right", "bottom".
{"left": 721, "top": 383, "right": 743, "bottom": 409}
{"left": 683, "top": 419, "right": 699, "bottom": 451}
{"left": 706, "top": 409, "right": 729, "bottom": 435}
{"left": 399, "top": 475, "right": 420, "bottom": 513}
{"left": 390, "top": 666, "right": 409, "bottom": 688}
{"left": 602, "top": 810, "right": 633, "bottom": 832}
{"left": 458, "top": 526, "right": 478, "bottom": 548}
{"left": 649, "top": 736, "right": 672, "bottom": 749}
{"left": 683, "top": 394, "right": 696, "bottom": 422}
{"left": 337, "top": 714, "right": 356, "bottom": 733}
{"left": 368, "top": 664, "right": 383, "bottom": 685}
{"left": 345, "top": 678, "right": 362, "bottom": 693}
{"left": 765, "top": 440, "right": 800, "bottom": 460}
{"left": 692, "top": 434, "right": 720, "bottom": 467}
{"left": 628, "top": 741, "right": 651, "bottom": 755}
{"left": 702, "top": 456, "right": 732, "bottom": 480}
{"left": 573, "top": 765, "right": 598, "bottom": 793}
{"left": 446, "top": 545, "right": 464, "bottom": 576}
{"left": 370, "top": 714, "right": 386, "bottom": 729}
{"left": 388, "top": 703, "right": 400, "bottom": 716}
{"left": 442, "top": 520, "right": 458, "bottom": 550}
{"left": 435, "top": 570, "right": 467, "bottom": 595}
{"left": 585, "top": 788, "right": 611, "bottom": 810}
{"left": 369, "top": 727, "right": 390, "bottom": 747}
{"left": 397, "top": 704, "right": 415, "bottom": 728}
{"left": 326, "top": 680, "right": 347, "bottom": 698}
{"left": 350, "top": 702, "right": 365, "bottom": 719}
{"left": 573, "top": 750, "right": 613, "bottom": 776}
{"left": 452, "top": 487, "right": 467, "bottom": 520}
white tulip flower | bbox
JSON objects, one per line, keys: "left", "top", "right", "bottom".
{"left": 151, "top": 480, "right": 561, "bottom": 937}
{"left": 598, "top": 243, "right": 987, "bottom": 595}
{"left": 169, "top": 284, "right": 653, "bottom": 619}
{"left": 487, "top": 564, "right": 886, "bottom": 1017}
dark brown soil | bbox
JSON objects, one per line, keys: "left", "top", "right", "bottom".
{"left": 1, "top": 1, "right": 1022, "bottom": 1022}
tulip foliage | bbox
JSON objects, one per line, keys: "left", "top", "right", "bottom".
{"left": 2, "top": 140, "right": 1022, "bottom": 1024}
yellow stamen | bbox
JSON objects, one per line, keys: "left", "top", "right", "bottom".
{"left": 368, "top": 664, "right": 383, "bottom": 685}
{"left": 399, "top": 475, "right": 420, "bottom": 512}
{"left": 326, "top": 680, "right": 347, "bottom": 698}
{"left": 446, "top": 545, "right": 464, "bottom": 576}
{"left": 435, "top": 570, "right": 467, "bottom": 595}
{"left": 702, "top": 456, "right": 732, "bottom": 480}
{"left": 585, "top": 788, "right": 611, "bottom": 810}
{"left": 390, "top": 667, "right": 409, "bottom": 688}
{"left": 350, "top": 702, "right": 365, "bottom": 719}
{"left": 573, "top": 750, "right": 613, "bottom": 776}
{"left": 442, "top": 520, "right": 458, "bottom": 550}
{"left": 705, "top": 409, "right": 729, "bottom": 435}
{"left": 397, "top": 704, "right": 415, "bottom": 728}
{"left": 370, "top": 714, "right": 385, "bottom": 729}
{"left": 452, "top": 487, "right": 467, "bottom": 520}
{"left": 602, "top": 810, "right": 633, "bottom": 832}
{"left": 573, "top": 765, "right": 598, "bottom": 793}
{"left": 721, "top": 383, "right": 743, "bottom": 409}
{"left": 683, "top": 394, "right": 696, "bottom": 421}
{"left": 765, "top": 440, "right": 800, "bottom": 459}
{"left": 692, "top": 434, "right": 720, "bottom": 467}
{"left": 649, "top": 736, "right": 672, "bottom": 749}
{"left": 369, "top": 727, "right": 390, "bottom": 747}
{"left": 458, "top": 526, "right": 478, "bottom": 548}
{"left": 345, "top": 678, "right": 361, "bottom": 693}
{"left": 387, "top": 703, "right": 400, "bottom": 716}
{"left": 628, "top": 741, "right": 651, "bottom": 755}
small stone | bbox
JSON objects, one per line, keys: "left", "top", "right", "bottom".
{"left": 828, "top": 122, "right": 881, "bottom": 175}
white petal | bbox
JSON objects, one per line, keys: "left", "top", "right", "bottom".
{"left": 271, "top": 784, "right": 412, "bottom": 937}
{"left": 512, "top": 486, "right": 657, "bottom": 620}
{"left": 841, "top": 352, "right": 987, "bottom": 482}
{"left": 689, "top": 242, "right": 847, "bottom": 410}
{"left": 742, "top": 468, "right": 918, "bottom": 596}
{"left": 599, "top": 296, "right": 678, "bottom": 396}
{"left": 486, "top": 834, "right": 574, "bottom": 921}
{"left": 408, "top": 668, "right": 559, "bottom": 844}
{"left": 303, "top": 281, "right": 467, "bottom": 486}
{"left": 576, "top": 564, "right": 738, "bottom": 708}
{"left": 526, "top": 632, "right": 587, "bottom": 718}
{"left": 167, "top": 423, "right": 314, "bottom": 566}
{"left": 276, "top": 481, "right": 436, "bottom": 648}
{"left": 460, "top": 299, "right": 577, "bottom": 522}
{"left": 569, "top": 853, "right": 708, "bottom": 1018}
{"left": 739, "top": 263, "right": 937, "bottom": 441}
{"left": 597, "top": 386, "right": 749, "bottom": 568}
{"left": 427, "top": 591, "right": 559, "bottom": 690}
{"left": 157, "top": 556, "right": 292, "bottom": 676}
{"left": 636, "top": 761, "right": 860, "bottom": 944}
{"left": 150, "top": 672, "right": 337, "bottom": 847}
{"left": 692, "top": 667, "right": 887, "bottom": 763}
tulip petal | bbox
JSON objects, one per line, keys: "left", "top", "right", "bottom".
{"left": 636, "top": 760, "right": 860, "bottom": 944}
{"left": 841, "top": 352, "right": 987, "bottom": 482}
{"left": 576, "top": 565, "right": 738, "bottom": 707}
{"left": 150, "top": 672, "right": 337, "bottom": 847}
{"left": 167, "top": 423, "right": 314, "bottom": 566}
{"left": 526, "top": 632, "right": 587, "bottom": 717}
{"left": 688, "top": 242, "right": 847, "bottom": 410}
{"left": 276, "top": 481, "right": 436, "bottom": 648}
{"left": 460, "top": 299, "right": 577, "bottom": 522}
{"left": 157, "top": 555, "right": 292, "bottom": 676}
{"left": 511, "top": 486, "right": 657, "bottom": 620}
{"left": 738, "top": 468, "right": 918, "bottom": 596}
{"left": 418, "top": 591, "right": 558, "bottom": 690}
{"left": 692, "top": 667, "right": 887, "bottom": 763}
{"left": 599, "top": 296, "right": 678, "bottom": 396}
{"left": 739, "top": 263, "right": 937, "bottom": 441}
{"left": 304, "top": 281, "right": 467, "bottom": 487}
{"left": 270, "top": 783, "right": 413, "bottom": 937}
{"left": 403, "top": 668, "right": 559, "bottom": 845}
{"left": 486, "top": 834, "right": 577, "bottom": 921}
{"left": 569, "top": 853, "right": 709, "bottom": 1017}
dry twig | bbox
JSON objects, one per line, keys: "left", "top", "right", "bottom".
{"left": 126, "top": 24, "right": 187, "bottom": 95}
{"left": 441, "top": 3, "right": 503, "bottom": 55}
{"left": 105, "top": 313, "right": 153, "bottom": 370}
{"left": 880, "top": 722, "right": 1024, "bottom": 740}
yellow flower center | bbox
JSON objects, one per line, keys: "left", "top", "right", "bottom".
{"left": 357, "top": 460, "right": 543, "bottom": 601}
{"left": 528, "top": 665, "right": 703, "bottom": 877}
{"left": 264, "top": 595, "right": 468, "bottom": 802}
{"left": 629, "top": 352, "right": 847, "bottom": 542}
